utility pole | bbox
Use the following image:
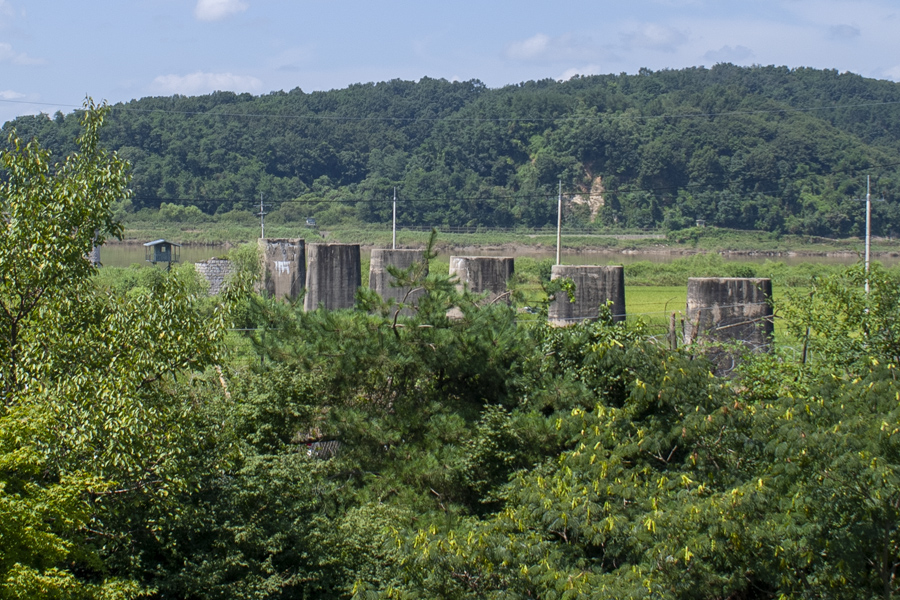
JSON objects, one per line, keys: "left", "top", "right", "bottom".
{"left": 865, "top": 175, "right": 871, "bottom": 293}
{"left": 556, "top": 181, "right": 562, "bottom": 266}
{"left": 257, "top": 193, "right": 268, "bottom": 239}
{"left": 392, "top": 187, "right": 397, "bottom": 250}
{"left": 853, "top": 175, "right": 884, "bottom": 293}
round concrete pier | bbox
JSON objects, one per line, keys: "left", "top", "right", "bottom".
{"left": 449, "top": 256, "right": 514, "bottom": 304}
{"left": 369, "top": 248, "right": 427, "bottom": 313}
{"left": 685, "top": 277, "right": 774, "bottom": 372}
{"left": 548, "top": 265, "right": 625, "bottom": 326}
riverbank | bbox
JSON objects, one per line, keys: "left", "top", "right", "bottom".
{"left": 115, "top": 219, "right": 900, "bottom": 266}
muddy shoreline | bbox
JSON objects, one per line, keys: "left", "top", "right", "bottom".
{"left": 106, "top": 239, "right": 900, "bottom": 260}
{"left": 376, "top": 242, "right": 899, "bottom": 260}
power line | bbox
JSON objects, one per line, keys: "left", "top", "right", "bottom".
{"left": 132, "top": 158, "right": 900, "bottom": 216}
{"left": 133, "top": 194, "right": 557, "bottom": 206}
{"left": 128, "top": 183, "right": 827, "bottom": 211}
{"left": 131, "top": 182, "right": 890, "bottom": 214}
{"left": 117, "top": 154, "right": 900, "bottom": 212}
{"left": 6, "top": 95, "right": 900, "bottom": 125}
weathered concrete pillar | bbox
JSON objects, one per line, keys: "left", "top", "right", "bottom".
{"left": 258, "top": 238, "right": 305, "bottom": 300}
{"left": 87, "top": 231, "right": 101, "bottom": 266}
{"left": 548, "top": 265, "right": 625, "bottom": 326}
{"left": 449, "top": 256, "right": 514, "bottom": 304}
{"left": 88, "top": 245, "right": 101, "bottom": 266}
{"left": 369, "top": 249, "right": 427, "bottom": 313}
{"left": 194, "top": 258, "right": 235, "bottom": 295}
{"left": 685, "top": 277, "right": 774, "bottom": 371}
{"left": 304, "top": 243, "right": 361, "bottom": 311}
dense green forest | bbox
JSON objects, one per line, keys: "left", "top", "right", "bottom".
{"left": 4, "top": 103, "right": 900, "bottom": 599}
{"left": 5, "top": 64, "right": 900, "bottom": 237}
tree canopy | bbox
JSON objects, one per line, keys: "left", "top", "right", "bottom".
{"left": 5, "top": 93, "right": 900, "bottom": 600}
{"left": 0, "top": 102, "right": 227, "bottom": 598}
{"left": 5, "top": 65, "right": 900, "bottom": 236}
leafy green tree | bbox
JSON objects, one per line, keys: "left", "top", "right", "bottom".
{"left": 0, "top": 102, "right": 229, "bottom": 598}
{"left": 0, "top": 101, "right": 126, "bottom": 399}
{"left": 380, "top": 266, "right": 900, "bottom": 600}
{"left": 0, "top": 101, "right": 144, "bottom": 598}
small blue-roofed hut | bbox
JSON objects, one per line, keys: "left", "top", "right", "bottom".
{"left": 144, "top": 239, "right": 181, "bottom": 270}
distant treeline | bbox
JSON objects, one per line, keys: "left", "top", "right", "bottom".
{"left": 6, "top": 63, "right": 900, "bottom": 236}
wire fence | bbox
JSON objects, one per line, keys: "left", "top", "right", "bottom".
{"left": 394, "top": 225, "right": 666, "bottom": 238}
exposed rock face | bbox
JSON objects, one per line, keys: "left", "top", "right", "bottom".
{"left": 589, "top": 175, "right": 605, "bottom": 221}
{"left": 570, "top": 175, "right": 606, "bottom": 222}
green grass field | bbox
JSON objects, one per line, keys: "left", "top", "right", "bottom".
{"left": 624, "top": 285, "right": 798, "bottom": 343}
{"left": 120, "top": 209, "right": 900, "bottom": 257}
{"left": 625, "top": 286, "right": 686, "bottom": 321}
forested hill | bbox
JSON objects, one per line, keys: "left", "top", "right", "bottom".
{"left": 6, "top": 63, "right": 900, "bottom": 236}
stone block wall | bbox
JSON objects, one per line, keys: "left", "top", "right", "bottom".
{"left": 194, "top": 258, "right": 235, "bottom": 295}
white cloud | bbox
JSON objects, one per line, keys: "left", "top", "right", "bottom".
{"left": 506, "top": 33, "right": 551, "bottom": 60}
{"left": 0, "top": 89, "right": 24, "bottom": 100}
{"left": 505, "top": 32, "right": 601, "bottom": 62}
{"left": 269, "top": 46, "right": 314, "bottom": 72}
{"left": 704, "top": 45, "right": 754, "bottom": 63}
{"left": 0, "top": 42, "right": 43, "bottom": 65}
{"left": 828, "top": 24, "right": 860, "bottom": 40}
{"left": 194, "top": 0, "right": 247, "bottom": 22}
{"left": 150, "top": 71, "right": 262, "bottom": 95}
{"left": 559, "top": 65, "right": 603, "bottom": 81}
{"left": 621, "top": 23, "right": 689, "bottom": 53}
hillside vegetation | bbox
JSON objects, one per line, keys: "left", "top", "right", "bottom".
{"left": 5, "top": 64, "right": 900, "bottom": 236}
{"left": 5, "top": 103, "right": 900, "bottom": 600}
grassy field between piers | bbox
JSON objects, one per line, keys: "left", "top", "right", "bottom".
{"left": 119, "top": 208, "right": 900, "bottom": 257}
{"left": 625, "top": 285, "right": 798, "bottom": 343}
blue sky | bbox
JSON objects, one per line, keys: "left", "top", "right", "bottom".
{"left": 1, "top": 0, "right": 898, "bottom": 125}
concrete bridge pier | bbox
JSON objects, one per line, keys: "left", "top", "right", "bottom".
{"left": 304, "top": 243, "right": 361, "bottom": 311}
{"left": 369, "top": 248, "right": 428, "bottom": 314}
{"left": 449, "top": 256, "right": 515, "bottom": 304}
{"left": 548, "top": 265, "right": 625, "bottom": 326}
{"left": 258, "top": 238, "right": 306, "bottom": 300}
{"left": 685, "top": 277, "right": 774, "bottom": 373}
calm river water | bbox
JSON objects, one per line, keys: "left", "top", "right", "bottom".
{"left": 98, "top": 242, "right": 896, "bottom": 269}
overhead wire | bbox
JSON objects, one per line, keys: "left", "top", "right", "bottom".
{"left": 130, "top": 175, "right": 891, "bottom": 213}
{"left": 125, "top": 143, "right": 900, "bottom": 212}
{"left": 4, "top": 94, "right": 900, "bottom": 123}
{"left": 7, "top": 89, "right": 900, "bottom": 215}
